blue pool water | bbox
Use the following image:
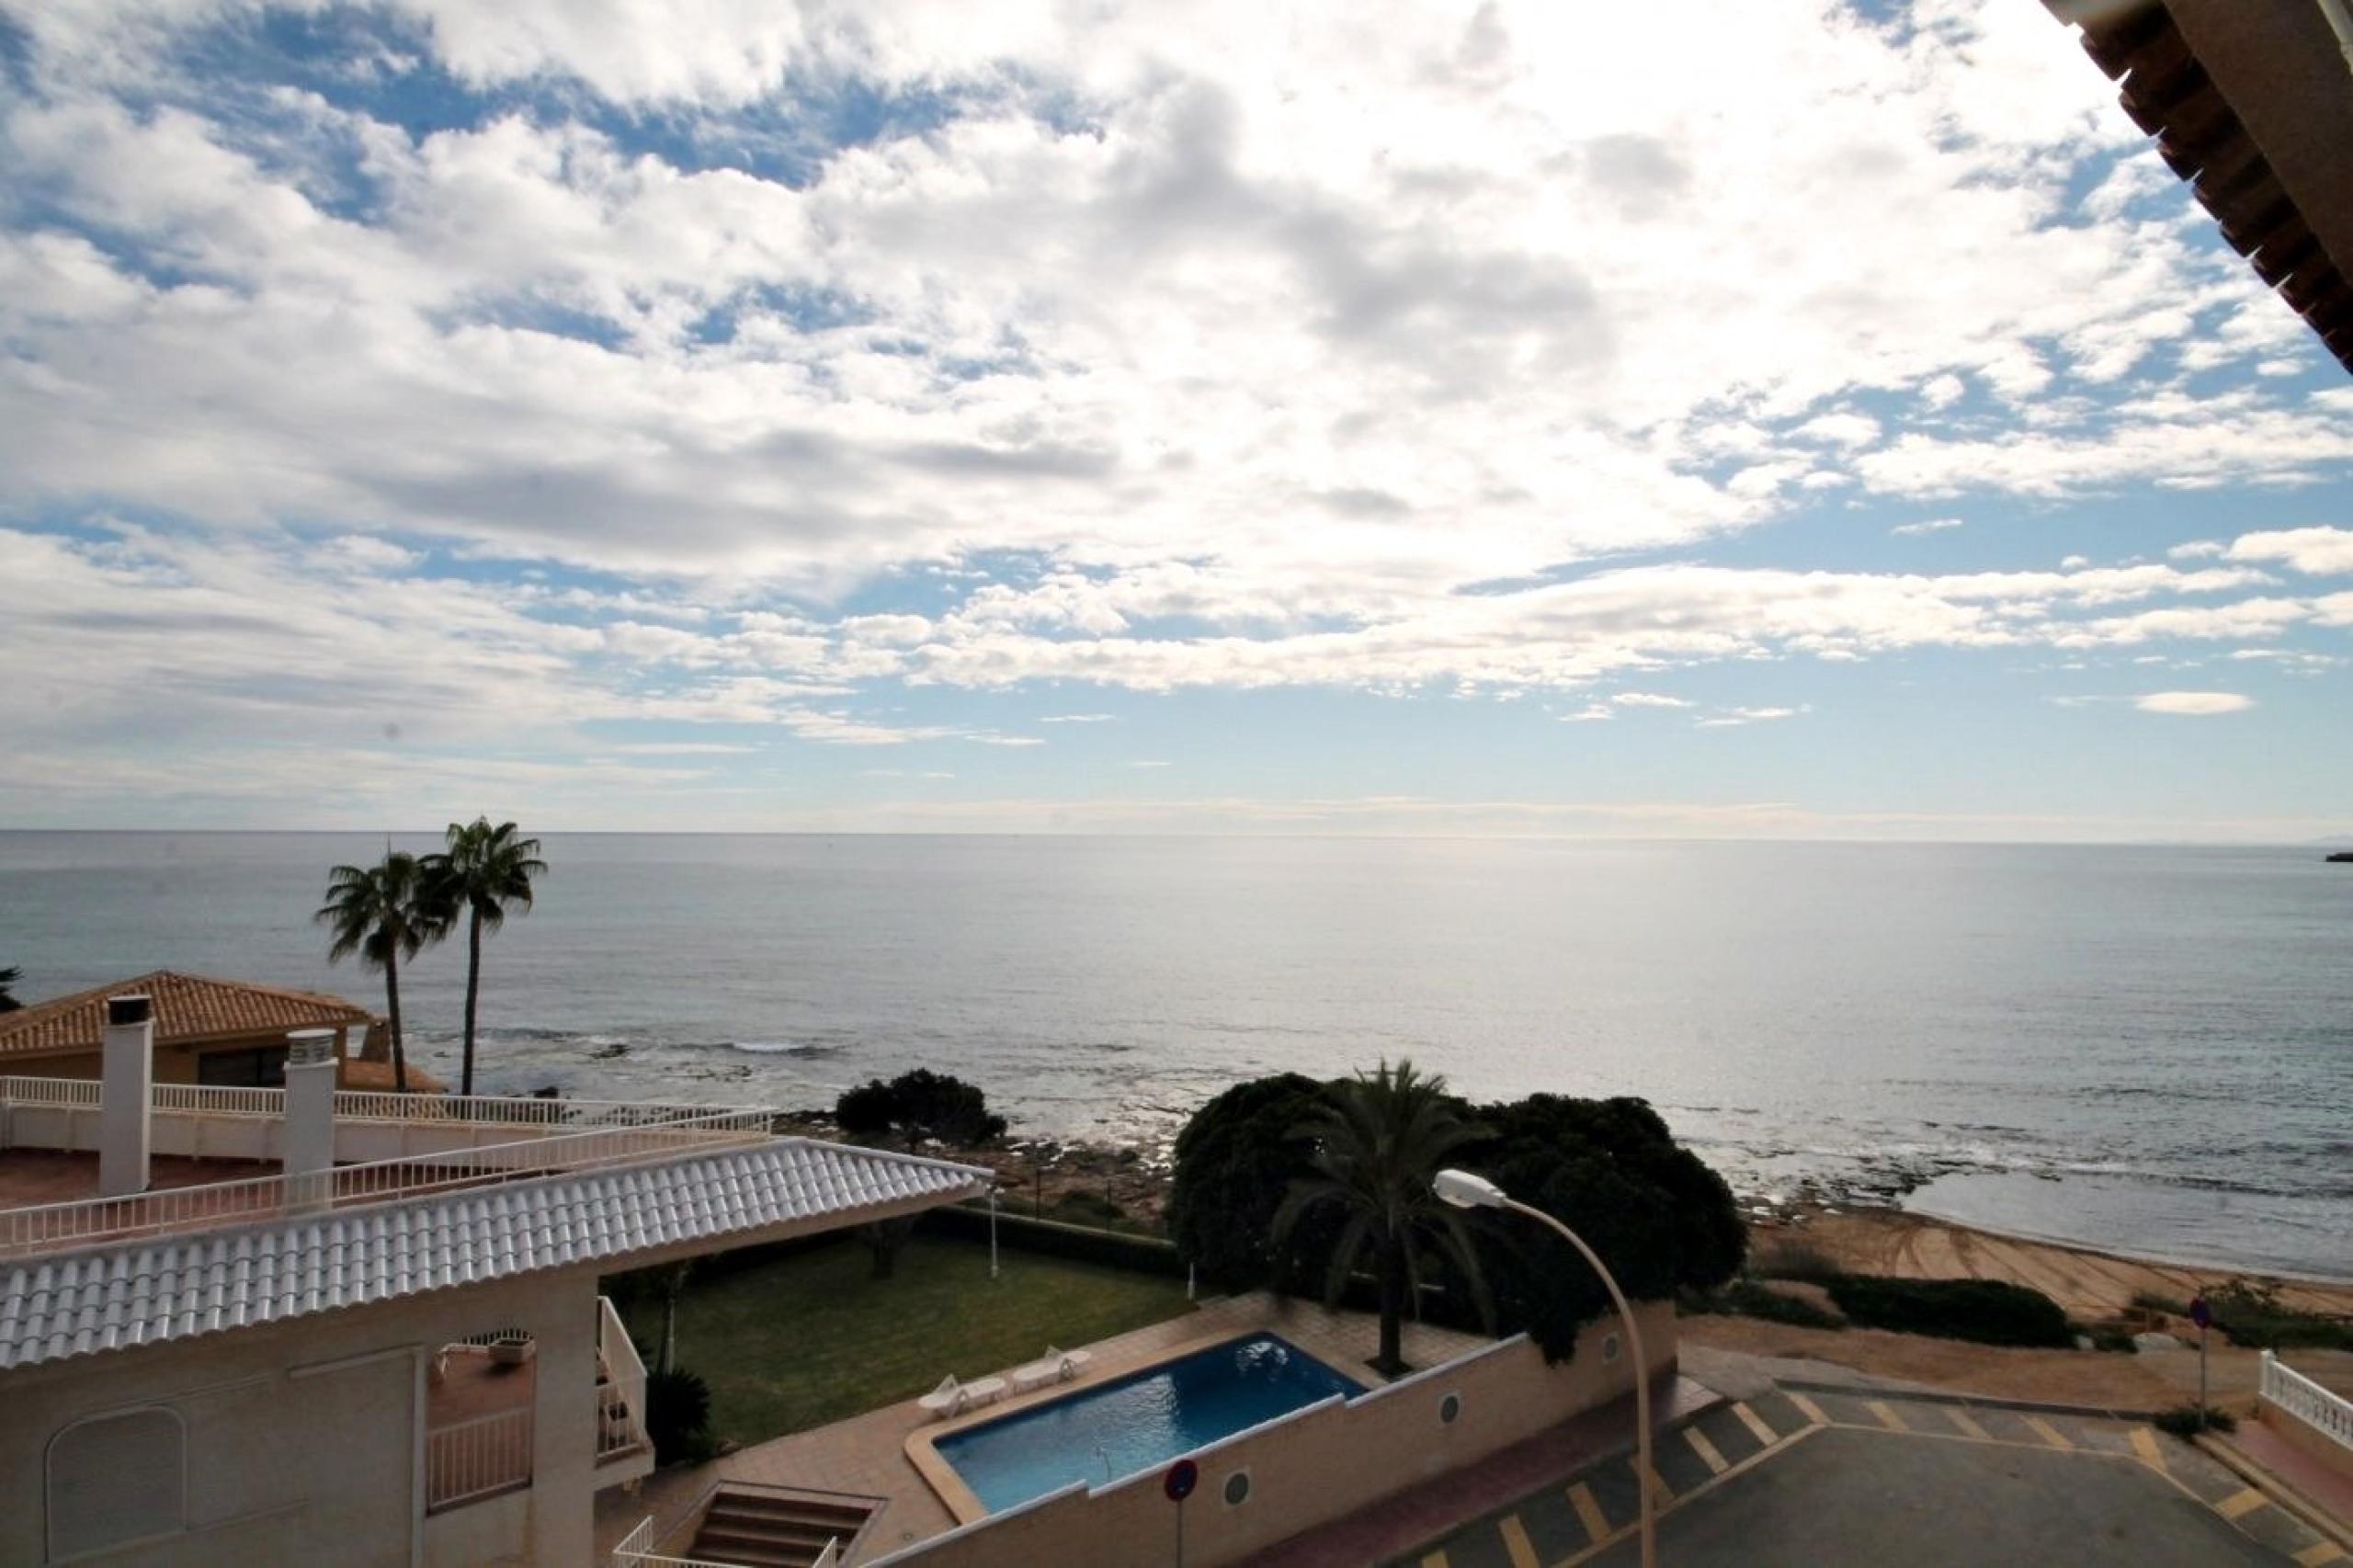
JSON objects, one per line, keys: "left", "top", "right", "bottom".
{"left": 934, "top": 1335, "right": 1364, "bottom": 1513}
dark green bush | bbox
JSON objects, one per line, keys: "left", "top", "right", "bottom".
{"left": 835, "top": 1069, "right": 1006, "bottom": 1145}
{"left": 2201, "top": 1278, "right": 2353, "bottom": 1352}
{"left": 1695, "top": 1278, "right": 1847, "bottom": 1331}
{"left": 1824, "top": 1275, "right": 2073, "bottom": 1347}
{"left": 646, "top": 1366, "right": 716, "bottom": 1464}
{"left": 1165, "top": 1074, "right": 1346, "bottom": 1292}
{"left": 2153, "top": 1403, "right": 2235, "bottom": 1438}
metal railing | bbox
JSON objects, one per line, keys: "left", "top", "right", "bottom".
{"left": 2260, "top": 1350, "right": 2353, "bottom": 1451}
{"left": 597, "top": 1294, "right": 651, "bottom": 1461}
{"left": 426, "top": 1405, "right": 534, "bottom": 1513}
{"left": 608, "top": 1517, "right": 832, "bottom": 1568}
{"left": 0, "top": 1075, "right": 776, "bottom": 1131}
{"left": 0, "top": 1108, "right": 776, "bottom": 1256}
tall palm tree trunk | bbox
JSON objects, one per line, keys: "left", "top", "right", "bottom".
{"left": 1378, "top": 1226, "right": 1406, "bottom": 1374}
{"left": 461, "top": 908, "right": 483, "bottom": 1096}
{"left": 385, "top": 948, "right": 409, "bottom": 1094}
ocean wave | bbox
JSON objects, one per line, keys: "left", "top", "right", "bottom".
{"left": 730, "top": 1040, "right": 846, "bottom": 1059}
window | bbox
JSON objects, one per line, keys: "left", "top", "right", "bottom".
{"left": 48, "top": 1407, "right": 186, "bottom": 1561}
{"left": 198, "top": 1045, "right": 290, "bottom": 1086}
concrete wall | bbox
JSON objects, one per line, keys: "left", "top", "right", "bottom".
{"left": 886, "top": 1302, "right": 1675, "bottom": 1568}
{"left": 2257, "top": 1393, "right": 2353, "bottom": 1482}
{"left": 4, "top": 1032, "right": 351, "bottom": 1087}
{"left": 0, "top": 1268, "right": 605, "bottom": 1567}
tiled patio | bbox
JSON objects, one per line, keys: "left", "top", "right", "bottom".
{"left": 596, "top": 1290, "right": 1495, "bottom": 1562}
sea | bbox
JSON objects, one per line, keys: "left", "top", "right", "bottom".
{"left": 1, "top": 832, "right": 2346, "bottom": 1279}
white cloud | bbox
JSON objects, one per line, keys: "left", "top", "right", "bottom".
{"left": 1611, "top": 691, "right": 1691, "bottom": 708}
{"left": 1038, "top": 712, "right": 1120, "bottom": 723}
{"left": 2225, "top": 527, "right": 2353, "bottom": 576}
{"left": 2168, "top": 540, "right": 2224, "bottom": 559}
{"left": 1557, "top": 703, "right": 1612, "bottom": 722}
{"left": 2133, "top": 691, "right": 2253, "bottom": 716}
{"left": 1890, "top": 517, "right": 1963, "bottom": 537}
{"left": 1126, "top": 758, "right": 1172, "bottom": 768}
{"left": 1696, "top": 705, "right": 1800, "bottom": 727}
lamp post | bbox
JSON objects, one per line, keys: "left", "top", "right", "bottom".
{"left": 1435, "top": 1169, "right": 1655, "bottom": 1568}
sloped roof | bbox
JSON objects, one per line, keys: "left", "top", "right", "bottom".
{"left": 0, "top": 971, "right": 377, "bottom": 1059}
{"left": 0, "top": 1138, "right": 989, "bottom": 1370}
{"left": 2046, "top": 0, "right": 2353, "bottom": 375}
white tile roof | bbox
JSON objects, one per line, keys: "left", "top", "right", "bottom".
{"left": 0, "top": 1139, "right": 987, "bottom": 1370}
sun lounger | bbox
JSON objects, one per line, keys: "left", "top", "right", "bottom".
{"left": 918, "top": 1375, "right": 968, "bottom": 1419}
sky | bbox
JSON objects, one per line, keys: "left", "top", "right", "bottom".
{"left": 2, "top": 1, "right": 2349, "bottom": 840}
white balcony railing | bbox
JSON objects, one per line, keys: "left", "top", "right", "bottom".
{"left": 426, "top": 1405, "right": 534, "bottom": 1512}
{"left": 0, "top": 1074, "right": 771, "bottom": 1131}
{"left": 597, "top": 1294, "right": 651, "bottom": 1462}
{"left": 0, "top": 1108, "right": 776, "bottom": 1256}
{"left": 2261, "top": 1350, "right": 2353, "bottom": 1451}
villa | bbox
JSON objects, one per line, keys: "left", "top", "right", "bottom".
{"left": 0, "top": 990, "right": 1681, "bottom": 1567}
{"left": 0, "top": 970, "right": 403, "bottom": 1090}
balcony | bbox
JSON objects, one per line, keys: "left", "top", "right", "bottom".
{"left": 423, "top": 1295, "right": 651, "bottom": 1516}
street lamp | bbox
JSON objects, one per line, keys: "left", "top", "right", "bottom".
{"left": 1435, "top": 1169, "right": 1656, "bottom": 1568}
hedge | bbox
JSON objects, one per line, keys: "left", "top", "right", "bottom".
{"left": 1824, "top": 1275, "right": 2073, "bottom": 1347}
{"left": 922, "top": 1202, "right": 1190, "bottom": 1278}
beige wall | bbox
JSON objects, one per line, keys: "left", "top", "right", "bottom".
{"left": 4, "top": 1031, "right": 353, "bottom": 1087}
{"left": 4, "top": 1101, "right": 643, "bottom": 1168}
{"left": 887, "top": 1302, "right": 1675, "bottom": 1568}
{"left": 2257, "top": 1394, "right": 2353, "bottom": 1482}
{"left": 0, "top": 1268, "right": 604, "bottom": 1567}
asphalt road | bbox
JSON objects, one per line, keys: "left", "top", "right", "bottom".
{"left": 1586, "top": 1424, "right": 2284, "bottom": 1566}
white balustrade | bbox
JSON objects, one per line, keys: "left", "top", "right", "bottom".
{"left": 597, "top": 1294, "right": 651, "bottom": 1461}
{"left": 2261, "top": 1349, "right": 2353, "bottom": 1451}
{"left": 425, "top": 1405, "right": 535, "bottom": 1512}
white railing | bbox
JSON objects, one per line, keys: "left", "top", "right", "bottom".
{"left": 2261, "top": 1350, "right": 2353, "bottom": 1451}
{"left": 597, "top": 1295, "right": 650, "bottom": 1461}
{"left": 608, "top": 1517, "right": 746, "bottom": 1568}
{"left": 0, "top": 1075, "right": 776, "bottom": 1131}
{"left": 426, "top": 1405, "right": 534, "bottom": 1512}
{"left": 0, "top": 1108, "right": 776, "bottom": 1256}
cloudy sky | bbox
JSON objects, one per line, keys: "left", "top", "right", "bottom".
{"left": 3, "top": 0, "right": 2349, "bottom": 838}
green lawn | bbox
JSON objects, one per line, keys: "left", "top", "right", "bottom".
{"left": 620, "top": 1234, "right": 1196, "bottom": 1446}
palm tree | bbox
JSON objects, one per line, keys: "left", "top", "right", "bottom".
{"left": 1273, "top": 1058, "right": 1491, "bottom": 1376}
{"left": 421, "top": 818, "right": 546, "bottom": 1096}
{"left": 315, "top": 852, "right": 437, "bottom": 1092}
{"left": 0, "top": 965, "right": 22, "bottom": 1012}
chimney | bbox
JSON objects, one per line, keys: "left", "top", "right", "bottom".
{"left": 282, "top": 1028, "right": 338, "bottom": 1210}
{"left": 99, "top": 994, "right": 154, "bottom": 1198}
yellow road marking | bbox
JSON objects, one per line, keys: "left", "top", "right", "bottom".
{"left": 2129, "top": 1426, "right": 2165, "bottom": 1468}
{"left": 1565, "top": 1482, "right": 1609, "bottom": 1544}
{"left": 1644, "top": 1463, "right": 1677, "bottom": 1504}
{"left": 1497, "top": 1513, "right": 1540, "bottom": 1568}
{"left": 2216, "top": 1487, "right": 2268, "bottom": 1521}
{"left": 2024, "top": 1415, "right": 2073, "bottom": 1450}
{"left": 1420, "top": 1553, "right": 1449, "bottom": 1568}
{"left": 1944, "top": 1407, "right": 1991, "bottom": 1441}
{"left": 1786, "top": 1392, "right": 1829, "bottom": 1426}
{"left": 1684, "top": 1425, "right": 1730, "bottom": 1475}
{"left": 2293, "top": 1540, "right": 2346, "bottom": 1565}
{"left": 1732, "top": 1401, "right": 1778, "bottom": 1447}
{"left": 1866, "top": 1400, "right": 1909, "bottom": 1433}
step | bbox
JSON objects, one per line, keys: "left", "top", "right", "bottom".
{"left": 688, "top": 1527, "right": 841, "bottom": 1567}
{"left": 706, "top": 1492, "right": 875, "bottom": 1527}
{"left": 704, "top": 1501, "right": 867, "bottom": 1534}
{"left": 697, "top": 1518, "right": 847, "bottom": 1551}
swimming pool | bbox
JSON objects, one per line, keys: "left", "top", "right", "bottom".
{"left": 932, "top": 1335, "right": 1364, "bottom": 1513}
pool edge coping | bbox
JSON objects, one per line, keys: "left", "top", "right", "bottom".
{"left": 904, "top": 1324, "right": 1352, "bottom": 1525}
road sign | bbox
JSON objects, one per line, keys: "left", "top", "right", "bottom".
{"left": 2188, "top": 1295, "right": 2212, "bottom": 1330}
{"left": 1164, "top": 1459, "right": 1199, "bottom": 1503}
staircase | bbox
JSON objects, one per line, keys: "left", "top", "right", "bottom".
{"left": 684, "top": 1484, "right": 879, "bottom": 1568}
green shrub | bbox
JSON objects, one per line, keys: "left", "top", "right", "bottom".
{"left": 2080, "top": 1324, "right": 2140, "bottom": 1354}
{"left": 2130, "top": 1289, "right": 2188, "bottom": 1316}
{"left": 2153, "top": 1403, "right": 2235, "bottom": 1438}
{"left": 1824, "top": 1276, "right": 2074, "bottom": 1348}
{"left": 1695, "top": 1279, "right": 1846, "bottom": 1331}
{"left": 646, "top": 1366, "right": 717, "bottom": 1464}
{"left": 2200, "top": 1278, "right": 2353, "bottom": 1352}
{"left": 1750, "top": 1240, "right": 1840, "bottom": 1283}
{"left": 835, "top": 1069, "right": 1007, "bottom": 1145}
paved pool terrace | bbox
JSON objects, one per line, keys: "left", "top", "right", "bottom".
{"left": 597, "top": 1290, "right": 1493, "bottom": 1562}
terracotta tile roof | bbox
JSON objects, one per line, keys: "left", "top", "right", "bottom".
{"left": 2046, "top": 0, "right": 2353, "bottom": 375}
{"left": 0, "top": 971, "right": 378, "bottom": 1059}
{"left": 0, "top": 1139, "right": 990, "bottom": 1369}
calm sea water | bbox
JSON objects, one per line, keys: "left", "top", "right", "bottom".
{"left": 1, "top": 833, "right": 2346, "bottom": 1277}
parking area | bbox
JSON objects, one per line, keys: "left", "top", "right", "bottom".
{"left": 1400, "top": 1385, "right": 2347, "bottom": 1567}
